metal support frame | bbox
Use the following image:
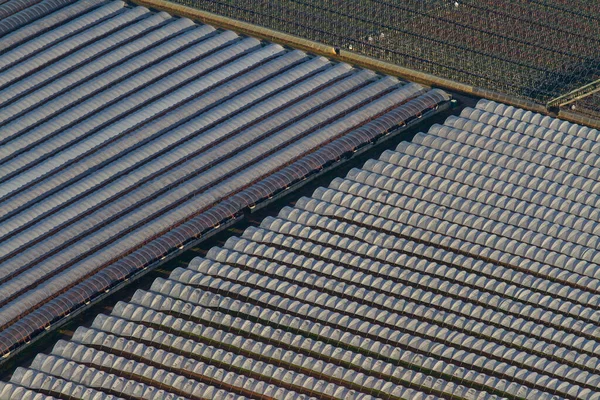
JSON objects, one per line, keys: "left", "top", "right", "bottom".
{"left": 546, "top": 78, "right": 600, "bottom": 109}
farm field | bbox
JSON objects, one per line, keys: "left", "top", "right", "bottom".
{"left": 176, "top": 0, "right": 600, "bottom": 118}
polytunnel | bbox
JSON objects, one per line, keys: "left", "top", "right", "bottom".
{"left": 2, "top": 0, "right": 600, "bottom": 398}
{"left": 12, "top": 98, "right": 598, "bottom": 399}
{"left": 0, "top": 0, "right": 450, "bottom": 359}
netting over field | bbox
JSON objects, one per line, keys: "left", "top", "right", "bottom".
{"left": 176, "top": 0, "right": 600, "bottom": 117}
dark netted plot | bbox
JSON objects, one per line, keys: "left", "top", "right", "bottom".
{"left": 176, "top": 0, "right": 600, "bottom": 117}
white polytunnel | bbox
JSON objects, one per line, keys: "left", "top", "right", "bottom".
{"left": 2, "top": 0, "right": 600, "bottom": 398}
{"left": 17, "top": 98, "right": 594, "bottom": 399}
{"left": 0, "top": 0, "right": 450, "bottom": 363}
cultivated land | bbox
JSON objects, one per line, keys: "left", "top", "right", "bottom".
{"left": 176, "top": 0, "right": 600, "bottom": 118}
